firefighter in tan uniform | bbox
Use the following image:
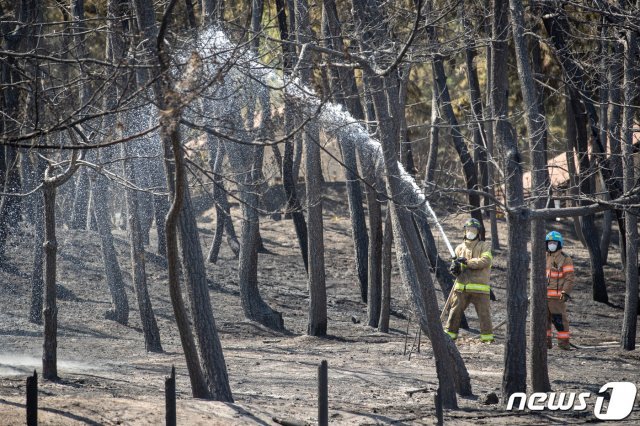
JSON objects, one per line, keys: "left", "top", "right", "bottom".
{"left": 545, "top": 231, "right": 575, "bottom": 350}
{"left": 445, "top": 218, "right": 494, "bottom": 343}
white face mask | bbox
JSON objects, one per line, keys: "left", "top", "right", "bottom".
{"left": 465, "top": 230, "right": 478, "bottom": 240}
{"left": 547, "top": 242, "right": 558, "bottom": 252}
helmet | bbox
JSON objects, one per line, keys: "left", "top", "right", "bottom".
{"left": 545, "top": 231, "right": 563, "bottom": 246}
{"left": 463, "top": 218, "right": 482, "bottom": 230}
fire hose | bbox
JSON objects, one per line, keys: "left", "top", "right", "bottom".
{"left": 424, "top": 202, "right": 496, "bottom": 322}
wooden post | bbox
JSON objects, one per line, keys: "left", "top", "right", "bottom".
{"left": 26, "top": 370, "right": 37, "bottom": 426}
{"left": 435, "top": 387, "right": 443, "bottom": 426}
{"left": 318, "top": 360, "right": 328, "bottom": 426}
{"left": 165, "top": 365, "right": 176, "bottom": 426}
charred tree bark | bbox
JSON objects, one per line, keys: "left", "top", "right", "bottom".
{"left": 607, "top": 37, "right": 625, "bottom": 265}
{"left": 276, "top": 0, "right": 309, "bottom": 271}
{"left": 296, "top": 0, "right": 327, "bottom": 336}
{"left": 365, "top": 179, "right": 382, "bottom": 327}
{"left": 131, "top": 0, "right": 233, "bottom": 400}
{"left": 598, "top": 22, "right": 613, "bottom": 265}
{"left": 29, "top": 157, "right": 47, "bottom": 324}
{"left": 0, "top": 1, "right": 30, "bottom": 262}
{"left": 567, "top": 91, "right": 608, "bottom": 303}
{"left": 282, "top": 112, "right": 309, "bottom": 271}
{"left": 206, "top": 138, "right": 240, "bottom": 263}
{"left": 397, "top": 68, "right": 415, "bottom": 176}
{"left": 122, "top": 144, "right": 162, "bottom": 352}
{"left": 541, "top": 4, "right": 626, "bottom": 267}
{"left": 178, "top": 176, "right": 234, "bottom": 400}
{"left": 483, "top": 0, "right": 501, "bottom": 252}
{"left": 350, "top": 0, "right": 468, "bottom": 407}
{"left": 95, "top": 0, "right": 133, "bottom": 325}
{"left": 430, "top": 47, "right": 483, "bottom": 226}
{"left": 425, "top": 90, "right": 440, "bottom": 187}
{"left": 460, "top": 6, "right": 489, "bottom": 221}
{"left": 91, "top": 165, "right": 130, "bottom": 325}
{"left": 620, "top": 11, "right": 639, "bottom": 350}
{"left": 236, "top": 147, "right": 284, "bottom": 330}
{"left": 151, "top": 167, "right": 170, "bottom": 260}
{"left": 509, "top": 0, "right": 550, "bottom": 392}
{"left": 321, "top": 0, "right": 369, "bottom": 303}
{"left": 42, "top": 181, "right": 59, "bottom": 381}
{"left": 42, "top": 152, "right": 81, "bottom": 381}
{"left": 163, "top": 130, "right": 212, "bottom": 399}
{"left": 136, "top": 189, "right": 154, "bottom": 246}
{"left": 378, "top": 208, "right": 392, "bottom": 333}
{"left": 565, "top": 98, "right": 588, "bottom": 248}
{"left": 69, "top": 169, "right": 90, "bottom": 230}
{"left": 493, "top": 0, "right": 527, "bottom": 401}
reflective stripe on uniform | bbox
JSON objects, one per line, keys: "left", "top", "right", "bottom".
{"left": 547, "top": 270, "right": 564, "bottom": 278}
{"left": 481, "top": 251, "right": 493, "bottom": 261}
{"left": 446, "top": 331, "right": 458, "bottom": 339}
{"left": 562, "top": 265, "right": 574, "bottom": 273}
{"left": 557, "top": 331, "right": 570, "bottom": 339}
{"left": 480, "top": 334, "right": 494, "bottom": 342}
{"left": 547, "top": 289, "right": 563, "bottom": 298}
{"left": 455, "top": 282, "right": 491, "bottom": 294}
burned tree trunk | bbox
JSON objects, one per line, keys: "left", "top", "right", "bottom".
{"left": 607, "top": 36, "right": 625, "bottom": 265}
{"left": 427, "top": 19, "right": 483, "bottom": 227}
{"left": 151, "top": 164, "right": 170, "bottom": 259}
{"left": 29, "top": 158, "right": 46, "bottom": 324}
{"left": 0, "top": 0, "right": 31, "bottom": 262}
{"left": 238, "top": 172, "right": 284, "bottom": 329}
{"left": 483, "top": 0, "right": 501, "bottom": 252}
{"left": 69, "top": 169, "right": 90, "bottom": 230}
{"left": 232, "top": 142, "right": 284, "bottom": 330}
{"left": 42, "top": 151, "right": 81, "bottom": 381}
{"left": 163, "top": 134, "right": 212, "bottom": 399}
{"left": 430, "top": 54, "right": 483, "bottom": 226}
{"left": 276, "top": 0, "right": 309, "bottom": 272}
{"left": 282, "top": 113, "right": 309, "bottom": 271}
{"left": 509, "top": 0, "right": 550, "bottom": 392}
{"left": 178, "top": 178, "right": 234, "bottom": 400}
{"left": 321, "top": 0, "right": 369, "bottom": 302}
{"left": 122, "top": 143, "right": 162, "bottom": 352}
{"left": 42, "top": 181, "right": 58, "bottom": 380}
{"left": 620, "top": 11, "right": 639, "bottom": 350}
{"left": 598, "top": 22, "right": 613, "bottom": 265}
{"left": 460, "top": 6, "right": 489, "bottom": 221}
{"left": 131, "top": 0, "right": 233, "bottom": 400}
{"left": 206, "top": 138, "right": 240, "bottom": 263}
{"left": 565, "top": 98, "right": 588, "bottom": 248}
{"left": 378, "top": 208, "right": 392, "bottom": 333}
{"left": 296, "top": 0, "right": 327, "bottom": 336}
{"left": 425, "top": 90, "right": 440, "bottom": 187}
{"left": 365, "top": 178, "right": 382, "bottom": 327}
{"left": 541, "top": 3, "right": 626, "bottom": 274}
{"left": 493, "top": 0, "right": 527, "bottom": 400}
{"left": 567, "top": 93, "right": 608, "bottom": 303}
{"left": 90, "top": 163, "right": 130, "bottom": 325}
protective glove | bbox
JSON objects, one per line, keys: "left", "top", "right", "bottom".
{"left": 449, "top": 259, "right": 462, "bottom": 276}
{"left": 561, "top": 292, "right": 571, "bottom": 302}
{"left": 457, "top": 257, "right": 468, "bottom": 265}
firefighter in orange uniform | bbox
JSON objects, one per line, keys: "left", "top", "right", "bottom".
{"left": 545, "top": 231, "right": 575, "bottom": 350}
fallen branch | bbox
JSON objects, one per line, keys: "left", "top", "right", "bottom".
{"left": 272, "top": 417, "right": 308, "bottom": 426}
{"left": 406, "top": 386, "right": 432, "bottom": 397}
